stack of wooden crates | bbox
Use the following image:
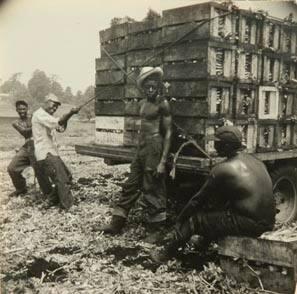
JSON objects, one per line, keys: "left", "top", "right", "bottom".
{"left": 95, "top": 2, "right": 297, "bottom": 156}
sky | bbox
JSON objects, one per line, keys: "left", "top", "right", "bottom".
{"left": 0, "top": 0, "right": 296, "bottom": 93}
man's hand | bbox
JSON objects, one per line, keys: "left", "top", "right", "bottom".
{"left": 156, "top": 162, "right": 166, "bottom": 176}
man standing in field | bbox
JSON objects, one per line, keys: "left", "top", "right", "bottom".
{"left": 99, "top": 67, "right": 172, "bottom": 241}
{"left": 32, "top": 93, "right": 80, "bottom": 209}
{"left": 7, "top": 100, "right": 48, "bottom": 196}
{"left": 151, "top": 126, "right": 276, "bottom": 262}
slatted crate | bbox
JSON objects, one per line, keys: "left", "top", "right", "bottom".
{"left": 234, "top": 120, "right": 257, "bottom": 153}
{"left": 280, "top": 23, "right": 297, "bottom": 54}
{"left": 257, "top": 121, "right": 277, "bottom": 152}
{"left": 163, "top": 41, "right": 236, "bottom": 81}
{"left": 99, "top": 22, "right": 129, "bottom": 56}
{"left": 234, "top": 84, "right": 257, "bottom": 119}
{"left": 162, "top": 2, "right": 234, "bottom": 44}
{"left": 276, "top": 122, "right": 295, "bottom": 149}
{"left": 236, "top": 10, "right": 260, "bottom": 47}
{"left": 218, "top": 235, "right": 297, "bottom": 294}
{"left": 236, "top": 50, "right": 261, "bottom": 82}
{"left": 127, "top": 19, "right": 162, "bottom": 51}
{"left": 262, "top": 18, "right": 282, "bottom": 51}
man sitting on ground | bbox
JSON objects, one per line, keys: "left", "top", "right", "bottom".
{"left": 151, "top": 125, "right": 276, "bottom": 262}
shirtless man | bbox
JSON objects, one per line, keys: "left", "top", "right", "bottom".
{"left": 99, "top": 67, "right": 172, "bottom": 240}
{"left": 7, "top": 100, "right": 49, "bottom": 196}
{"left": 151, "top": 125, "right": 276, "bottom": 261}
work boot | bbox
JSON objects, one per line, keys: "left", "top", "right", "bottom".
{"left": 98, "top": 215, "right": 126, "bottom": 235}
{"left": 8, "top": 189, "right": 28, "bottom": 197}
{"left": 150, "top": 230, "right": 184, "bottom": 263}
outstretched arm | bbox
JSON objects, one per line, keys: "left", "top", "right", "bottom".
{"left": 58, "top": 106, "right": 80, "bottom": 128}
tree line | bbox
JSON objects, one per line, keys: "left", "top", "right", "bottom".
{"left": 0, "top": 70, "right": 95, "bottom": 119}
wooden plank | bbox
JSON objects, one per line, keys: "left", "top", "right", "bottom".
{"left": 170, "top": 100, "right": 208, "bottom": 117}
{"left": 125, "top": 84, "right": 142, "bottom": 98}
{"left": 124, "top": 116, "right": 141, "bottom": 131}
{"left": 100, "top": 39, "right": 128, "bottom": 56}
{"left": 127, "top": 30, "right": 162, "bottom": 51}
{"left": 95, "top": 100, "right": 140, "bottom": 116}
{"left": 164, "top": 42, "right": 208, "bottom": 62}
{"left": 128, "top": 18, "right": 162, "bottom": 34}
{"left": 95, "top": 70, "right": 125, "bottom": 85}
{"left": 162, "top": 2, "right": 213, "bottom": 26}
{"left": 126, "top": 50, "right": 162, "bottom": 66}
{"left": 162, "top": 22, "right": 210, "bottom": 44}
{"left": 218, "top": 236, "right": 297, "bottom": 268}
{"left": 220, "top": 257, "right": 295, "bottom": 294}
{"left": 163, "top": 63, "right": 208, "bottom": 80}
{"left": 95, "top": 55, "right": 125, "bottom": 71}
{"left": 95, "top": 116, "right": 124, "bottom": 130}
{"left": 164, "top": 81, "right": 208, "bottom": 98}
{"left": 99, "top": 22, "right": 129, "bottom": 42}
{"left": 95, "top": 85, "right": 125, "bottom": 100}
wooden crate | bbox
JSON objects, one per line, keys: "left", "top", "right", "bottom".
{"left": 257, "top": 121, "right": 277, "bottom": 151}
{"left": 258, "top": 86, "right": 280, "bottom": 120}
{"left": 276, "top": 122, "right": 294, "bottom": 149}
{"left": 236, "top": 51, "right": 260, "bottom": 81}
{"left": 262, "top": 19, "right": 282, "bottom": 50}
{"left": 234, "top": 120, "right": 257, "bottom": 153}
{"left": 217, "top": 235, "right": 297, "bottom": 293}
{"left": 234, "top": 84, "right": 257, "bottom": 119}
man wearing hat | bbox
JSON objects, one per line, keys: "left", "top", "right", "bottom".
{"left": 7, "top": 100, "right": 48, "bottom": 196}
{"left": 31, "top": 93, "right": 80, "bottom": 209}
{"left": 151, "top": 125, "right": 276, "bottom": 262}
{"left": 99, "top": 67, "right": 172, "bottom": 241}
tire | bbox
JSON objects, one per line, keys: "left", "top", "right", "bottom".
{"left": 270, "top": 165, "right": 297, "bottom": 224}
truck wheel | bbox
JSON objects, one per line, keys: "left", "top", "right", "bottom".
{"left": 270, "top": 165, "right": 297, "bottom": 223}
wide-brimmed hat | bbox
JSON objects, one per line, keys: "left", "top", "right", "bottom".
{"left": 136, "top": 66, "right": 163, "bottom": 89}
{"left": 45, "top": 93, "right": 61, "bottom": 105}
{"left": 209, "top": 126, "right": 243, "bottom": 145}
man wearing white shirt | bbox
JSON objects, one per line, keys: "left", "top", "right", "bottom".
{"left": 32, "top": 93, "right": 80, "bottom": 209}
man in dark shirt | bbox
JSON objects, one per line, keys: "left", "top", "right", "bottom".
{"left": 151, "top": 126, "right": 276, "bottom": 262}
{"left": 7, "top": 100, "right": 49, "bottom": 196}
{"left": 99, "top": 67, "right": 172, "bottom": 240}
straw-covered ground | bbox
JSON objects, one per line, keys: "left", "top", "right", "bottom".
{"left": 1, "top": 119, "right": 295, "bottom": 293}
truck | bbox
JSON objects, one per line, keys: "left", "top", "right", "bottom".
{"left": 76, "top": 1, "right": 297, "bottom": 224}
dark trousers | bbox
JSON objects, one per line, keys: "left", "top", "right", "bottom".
{"left": 177, "top": 210, "right": 274, "bottom": 244}
{"left": 7, "top": 142, "right": 51, "bottom": 194}
{"left": 113, "top": 136, "right": 167, "bottom": 223}
{"left": 38, "top": 153, "right": 73, "bottom": 209}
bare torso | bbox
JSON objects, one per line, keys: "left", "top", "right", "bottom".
{"left": 212, "top": 153, "right": 275, "bottom": 224}
{"left": 138, "top": 97, "right": 166, "bottom": 144}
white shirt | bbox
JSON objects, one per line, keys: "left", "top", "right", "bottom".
{"left": 32, "top": 107, "right": 60, "bottom": 161}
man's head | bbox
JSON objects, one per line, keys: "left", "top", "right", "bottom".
{"left": 212, "top": 126, "right": 244, "bottom": 157}
{"left": 137, "top": 67, "right": 163, "bottom": 100}
{"left": 43, "top": 93, "right": 61, "bottom": 115}
{"left": 15, "top": 100, "right": 28, "bottom": 119}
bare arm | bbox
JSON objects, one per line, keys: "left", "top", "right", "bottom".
{"left": 58, "top": 106, "right": 80, "bottom": 130}
{"left": 157, "top": 100, "right": 172, "bottom": 174}
{"left": 12, "top": 121, "right": 32, "bottom": 139}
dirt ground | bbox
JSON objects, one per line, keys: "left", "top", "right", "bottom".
{"left": 0, "top": 119, "right": 283, "bottom": 294}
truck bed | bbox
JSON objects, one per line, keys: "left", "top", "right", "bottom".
{"left": 75, "top": 144, "right": 297, "bottom": 174}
